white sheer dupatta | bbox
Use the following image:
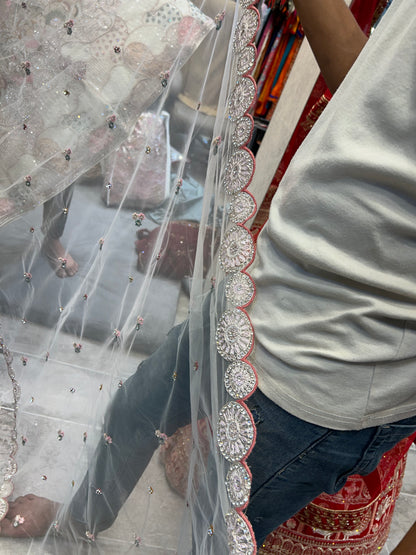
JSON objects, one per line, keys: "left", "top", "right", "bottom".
{"left": 0, "top": 0, "right": 262, "bottom": 553}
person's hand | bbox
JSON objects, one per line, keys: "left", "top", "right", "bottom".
{"left": 0, "top": 494, "right": 60, "bottom": 538}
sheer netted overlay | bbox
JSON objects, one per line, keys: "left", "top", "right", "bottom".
{"left": 0, "top": 0, "right": 263, "bottom": 553}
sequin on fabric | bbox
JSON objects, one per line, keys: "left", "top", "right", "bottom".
{"left": 216, "top": 309, "right": 253, "bottom": 362}
{"left": 229, "top": 192, "right": 256, "bottom": 223}
{"left": 231, "top": 117, "right": 254, "bottom": 149}
{"left": 238, "top": 0, "right": 257, "bottom": 9}
{"left": 233, "top": 9, "right": 260, "bottom": 53}
{"left": 224, "top": 361, "right": 257, "bottom": 399}
{"left": 217, "top": 402, "right": 255, "bottom": 461}
{"left": 223, "top": 149, "right": 255, "bottom": 195}
{"left": 219, "top": 226, "right": 255, "bottom": 273}
{"left": 226, "top": 463, "right": 252, "bottom": 507}
{"left": 228, "top": 77, "right": 257, "bottom": 121}
{"left": 215, "top": 1, "right": 260, "bottom": 550}
{"left": 237, "top": 45, "right": 257, "bottom": 75}
{"left": 225, "top": 272, "right": 255, "bottom": 307}
{"left": 225, "top": 511, "right": 256, "bottom": 555}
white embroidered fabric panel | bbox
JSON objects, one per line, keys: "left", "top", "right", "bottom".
{"left": 224, "top": 361, "right": 257, "bottom": 400}
{"left": 232, "top": 117, "right": 254, "bottom": 149}
{"left": 225, "top": 511, "right": 256, "bottom": 555}
{"left": 225, "top": 273, "right": 255, "bottom": 307}
{"left": 219, "top": 226, "right": 255, "bottom": 274}
{"left": 216, "top": 310, "right": 254, "bottom": 362}
{"left": 229, "top": 192, "right": 256, "bottom": 224}
{"left": 215, "top": 0, "right": 260, "bottom": 552}
{"left": 226, "top": 463, "right": 252, "bottom": 508}
{"left": 223, "top": 149, "right": 255, "bottom": 194}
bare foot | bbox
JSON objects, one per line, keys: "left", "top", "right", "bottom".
{"left": 0, "top": 494, "right": 60, "bottom": 538}
{"left": 42, "top": 238, "right": 79, "bottom": 278}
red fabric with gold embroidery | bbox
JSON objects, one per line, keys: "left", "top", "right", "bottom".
{"left": 259, "top": 434, "right": 416, "bottom": 554}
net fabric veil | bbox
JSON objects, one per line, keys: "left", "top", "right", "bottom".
{"left": 0, "top": 0, "right": 262, "bottom": 553}
{"left": 0, "top": 0, "right": 213, "bottom": 225}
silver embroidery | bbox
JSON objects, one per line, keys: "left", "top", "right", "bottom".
{"left": 216, "top": 1, "right": 259, "bottom": 549}
{"left": 238, "top": 0, "right": 256, "bottom": 9}
{"left": 226, "top": 463, "right": 252, "bottom": 507}
{"left": 223, "top": 150, "right": 255, "bottom": 195}
{"left": 217, "top": 401, "right": 255, "bottom": 462}
{"left": 237, "top": 45, "right": 256, "bottom": 76}
{"left": 229, "top": 77, "right": 257, "bottom": 122}
{"left": 229, "top": 192, "right": 256, "bottom": 224}
{"left": 232, "top": 116, "right": 254, "bottom": 148}
{"left": 226, "top": 511, "right": 256, "bottom": 555}
{"left": 219, "top": 226, "right": 255, "bottom": 274}
{"left": 224, "top": 360, "right": 257, "bottom": 399}
{"left": 225, "top": 272, "right": 255, "bottom": 307}
{"left": 233, "top": 9, "right": 259, "bottom": 54}
{"left": 216, "top": 309, "right": 253, "bottom": 361}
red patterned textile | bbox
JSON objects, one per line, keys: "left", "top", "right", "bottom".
{"left": 259, "top": 435, "right": 416, "bottom": 554}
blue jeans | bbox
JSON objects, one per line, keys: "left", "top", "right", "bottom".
{"left": 69, "top": 314, "right": 416, "bottom": 546}
{"left": 246, "top": 389, "right": 416, "bottom": 543}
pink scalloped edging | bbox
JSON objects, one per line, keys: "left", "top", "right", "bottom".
{"left": 216, "top": 2, "right": 262, "bottom": 553}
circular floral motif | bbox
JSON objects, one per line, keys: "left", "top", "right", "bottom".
{"left": 233, "top": 8, "right": 259, "bottom": 53}
{"left": 223, "top": 150, "right": 255, "bottom": 195}
{"left": 229, "top": 192, "right": 256, "bottom": 224}
{"left": 225, "top": 360, "right": 257, "bottom": 399}
{"left": 0, "top": 480, "right": 13, "bottom": 500}
{"left": 226, "top": 463, "right": 252, "bottom": 507}
{"left": 225, "top": 272, "right": 255, "bottom": 307}
{"left": 217, "top": 401, "right": 255, "bottom": 462}
{"left": 237, "top": 44, "right": 256, "bottom": 75}
{"left": 4, "top": 459, "right": 17, "bottom": 482}
{"left": 0, "top": 497, "right": 8, "bottom": 521}
{"left": 232, "top": 116, "right": 254, "bottom": 149}
{"left": 219, "top": 226, "right": 254, "bottom": 273}
{"left": 225, "top": 511, "right": 255, "bottom": 555}
{"left": 229, "top": 77, "right": 256, "bottom": 122}
{"left": 216, "top": 309, "right": 253, "bottom": 361}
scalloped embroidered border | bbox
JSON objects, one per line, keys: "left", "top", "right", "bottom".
{"left": 215, "top": 2, "right": 260, "bottom": 554}
{"left": 0, "top": 337, "right": 20, "bottom": 522}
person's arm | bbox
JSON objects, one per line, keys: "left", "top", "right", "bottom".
{"left": 292, "top": 0, "right": 368, "bottom": 93}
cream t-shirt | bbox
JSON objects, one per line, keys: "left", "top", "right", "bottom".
{"left": 249, "top": 0, "right": 416, "bottom": 430}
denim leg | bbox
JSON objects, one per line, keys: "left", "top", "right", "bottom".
{"left": 245, "top": 389, "right": 416, "bottom": 545}
{"left": 42, "top": 185, "right": 74, "bottom": 239}
{"left": 352, "top": 416, "right": 416, "bottom": 477}
{"left": 68, "top": 319, "right": 192, "bottom": 534}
